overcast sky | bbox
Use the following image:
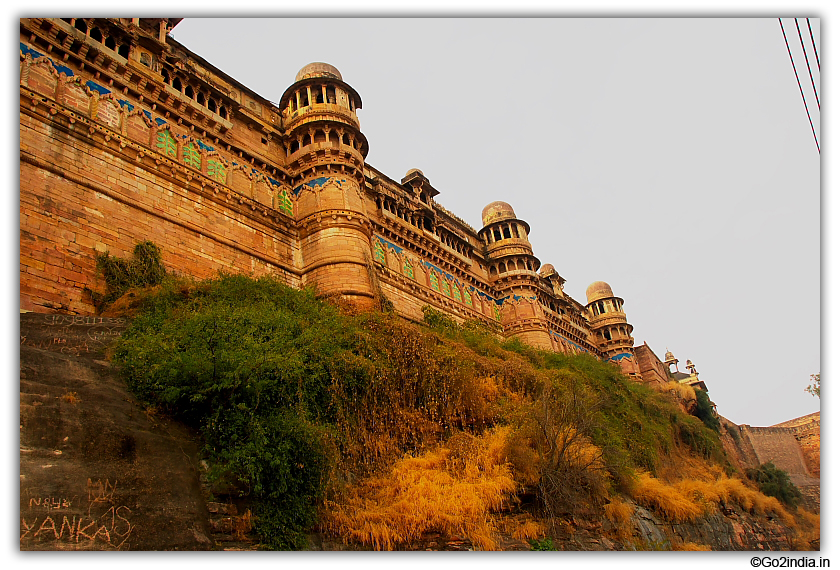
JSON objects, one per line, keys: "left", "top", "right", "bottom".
{"left": 167, "top": 18, "right": 820, "bottom": 427}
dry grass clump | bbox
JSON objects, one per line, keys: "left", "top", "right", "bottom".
{"left": 604, "top": 497, "right": 635, "bottom": 539}
{"left": 498, "top": 514, "right": 547, "bottom": 541}
{"left": 323, "top": 427, "right": 517, "bottom": 550}
{"left": 654, "top": 381, "right": 697, "bottom": 402}
{"left": 790, "top": 508, "right": 820, "bottom": 550}
{"left": 631, "top": 470, "right": 799, "bottom": 529}
{"left": 61, "top": 391, "right": 79, "bottom": 404}
{"left": 630, "top": 471, "right": 705, "bottom": 522}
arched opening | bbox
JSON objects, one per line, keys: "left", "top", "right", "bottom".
{"left": 184, "top": 85, "right": 194, "bottom": 99}
{"left": 503, "top": 226, "right": 512, "bottom": 239}
{"left": 74, "top": 19, "right": 87, "bottom": 33}
{"left": 118, "top": 43, "right": 130, "bottom": 58}
{"left": 314, "top": 130, "right": 326, "bottom": 144}
{"left": 490, "top": 266, "right": 498, "bottom": 277}
{"left": 162, "top": 69, "right": 170, "bottom": 83}
{"left": 493, "top": 229, "right": 502, "bottom": 242}
{"left": 208, "top": 98, "right": 217, "bottom": 112}
{"left": 196, "top": 92, "right": 206, "bottom": 106}
{"left": 172, "top": 77, "right": 182, "bottom": 92}
{"left": 105, "top": 36, "right": 116, "bottom": 51}
{"left": 90, "top": 27, "right": 103, "bottom": 42}
{"left": 326, "top": 86, "right": 336, "bottom": 104}
{"left": 302, "top": 134, "right": 312, "bottom": 146}
{"left": 219, "top": 105, "right": 228, "bottom": 119}
{"left": 342, "top": 133, "right": 350, "bottom": 146}
{"left": 517, "top": 259, "right": 526, "bottom": 270}
{"left": 289, "top": 140, "right": 300, "bottom": 154}
{"left": 315, "top": 87, "right": 324, "bottom": 104}
{"left": 300, "top": 90, "right": 309, "bottom": 106}
{"left": 328, "top": 131, "right": 340, "bottom": 147}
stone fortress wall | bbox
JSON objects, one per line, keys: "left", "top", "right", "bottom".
{"left": 19, "top": 16, "right": 819, "bottom": 512}
{"left": 20, "top": 17, "right": 660, "bottom": 379}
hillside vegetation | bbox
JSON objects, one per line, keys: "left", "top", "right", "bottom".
{"left": 109, "top": 273, "right": 814, "bottom": 550}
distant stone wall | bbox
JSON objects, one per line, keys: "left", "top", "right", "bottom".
{"left": 739, "top": 426, "right": 811, "bottom": 478}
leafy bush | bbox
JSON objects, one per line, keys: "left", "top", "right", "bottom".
{"left": 692, "top": 389, "right": 720, "bottom": 432}
{"left": 747, "top": 462, "right": 802, "bottom": 509}
{"left": 93, "top": 241, "right": 166, "bottom": 309}
{"left": 114, "top": 275, "right": 353, "bottom": 548}
{"left": 528, "top": 537, "right": 557, "bottom": 551}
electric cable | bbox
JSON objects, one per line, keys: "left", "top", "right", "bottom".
{"left": 779, "top": 18, "right": 820, "bottom": 153}
{"left": 795, "top": 18, "right": 820, "bottom": 110}
{"left": 806, "top": 18, "right": 820, "bottom": 71}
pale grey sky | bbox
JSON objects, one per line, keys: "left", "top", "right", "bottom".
{"left": 168, "top": 18, "right": 820, "bottom": 427}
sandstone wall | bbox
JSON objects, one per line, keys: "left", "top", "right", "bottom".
{"left": 20, "top": 107, "right": 300, "bottom": 315}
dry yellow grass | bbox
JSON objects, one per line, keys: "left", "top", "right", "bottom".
{"left": 61, "top": 391, "right": 79, "bottom": 404}
{"left": 791, "top": 508, "right": 820, "bottom": 550}
{"left": 655, "top": 381, "right": 697, "bottom": 402}
{"left": 631, "top": 471, "right": 799, "bottom": 530}
{"left": 604, "top": 497, "right": 635, "bottom": 539}
{"left": 630, "top": 471, "right": 705, "bottom": 522}
{"left": 498, "top": 514, "right": 546, "bottom": 541}
{"left": 323, "top": 427, "right": 517, "bottom": 550}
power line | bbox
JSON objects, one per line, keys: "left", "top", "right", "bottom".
{"left": 795, "top": 18, "right": 820, "bottom": 110}
{"left": 779, "top": 18, "right": 820, "bottom": 153}
{"left": 806, "top": 18, "right": 820, "bottom": 71}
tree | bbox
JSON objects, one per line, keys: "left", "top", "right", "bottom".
{"left": 805, "top": 373, "right": 820, "bottom": 398}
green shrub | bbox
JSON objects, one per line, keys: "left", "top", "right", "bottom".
{"left": 746, "top": 462, "right": 802, "bottom": 508}
{"left": 692, "top": 389, "right": 720, "bottom": 432}
{"left": 529, "top": 537, "right": 557, "bottom": 551}
{"left": 93, "top": 241, "right": 166, "bottom": 308}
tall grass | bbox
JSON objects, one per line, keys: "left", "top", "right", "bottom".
{"left": 631, "top": 470, "right": 799, "bottom": 528}
{"left": 323, "top": 428, "right": 517, "bottom": 550}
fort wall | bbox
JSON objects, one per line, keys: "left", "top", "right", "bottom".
{"left": 20, "top": 102, "right": 300, "bottom": 314}
{"left": 17, "top": 18, "right": 685, "bottom": 371}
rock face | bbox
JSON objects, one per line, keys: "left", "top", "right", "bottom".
{"left": 631, "top": 506, "right": 795, "bottom": 551}
{"left": 19, "top": 312, "right": 213, "bottom": 551}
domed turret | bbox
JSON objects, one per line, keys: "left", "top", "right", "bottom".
{"left": 279, "top": 62, "right": 368, "bottom": 163}
{"left": 405, "top": 168, "right": 424, "bottom": 178}
{"left": 478, "top": 201, "right": 548, "bottom": 349}
{"left": 281, "top": 63, "right": 374, "bottom": 309}
{"left": 585, "top": 281, "right": 639, "bottom": 378}
{"left": 295, "top": 62, "right": 342, "bottom": 82}
{"left": 664, "top": 349, "right": 679, "bottom": 373}
{"left": 539, "top": 263, "right": 557, "bottom": 278}
{"left": 481, "top": 201, "right": 517, "bottom": 227}
{"left": 586, "top": 281, "right": 614, "bottom": 304}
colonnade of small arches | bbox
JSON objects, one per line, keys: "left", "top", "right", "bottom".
{"left": 159, "top": 68, "right": 229, "bottom": 119}
{"left": 285, "top": 126, "right": 363, "bottom": 156}
{"left": 479, "top": 221, "right": 527, "bottom": 244}
{"left": 588, "top": 297, "right": 624, "bottom": 317}
{"left": 488, "top": 257, "right": 537, "bottom": 277}
{"left": 285, "top": 83, "right": 355, "bottom": 113}
{"left": 59, "top": 19, "right": 131, "bottom": 60}
{"left": 596, "top": 325, "right": 631, "bottom": 342}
